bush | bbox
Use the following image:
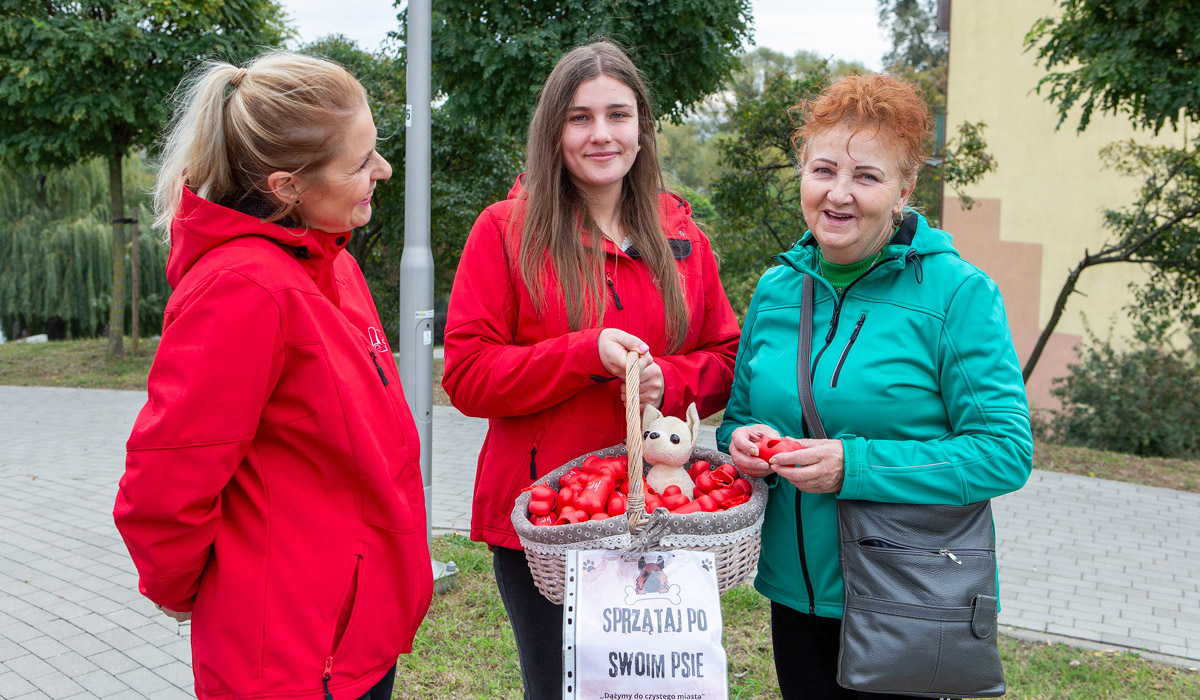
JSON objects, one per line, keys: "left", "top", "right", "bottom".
{"left": 1048, "top": 320, "right": 1200, "bottom": 458}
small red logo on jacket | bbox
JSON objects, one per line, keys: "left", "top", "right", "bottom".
{"left": 368, "top": 327, "right": 389, "bottom": 353}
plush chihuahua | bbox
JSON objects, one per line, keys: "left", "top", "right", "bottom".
{"left": 642, "top": 403, "right": 699, "bottom": 497}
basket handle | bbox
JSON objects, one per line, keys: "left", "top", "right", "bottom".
{"left": 623, "top": 349, "right": 648, "bottom": 534}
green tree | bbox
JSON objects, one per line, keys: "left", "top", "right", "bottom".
{"left": 876, "top": 0, "right": 995, "bottom": 222}
{"left": 300, "top": 36, "right": 522, "bottom": 342}
{"left": 1021, "top": 0, "right": 1200, "bottom": 381}
{"left": 0, "top": 155, "right": 170, "bottom": 339}
{"left": 0, "top": 0, "right": 289, "bottom": 356}
{"left": 386, "top": 0, "right": 752, "bottom": 335}
{"left": 410, "top": 0, "right": 753, "bottom": 136}
{"left": 710, "top": 68, "right": 828, "bottom": 316}
{"left": 1026, "top": 0, "right": 1200, "bottom": 135}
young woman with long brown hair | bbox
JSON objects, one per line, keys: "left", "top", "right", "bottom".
{"left": 443, "top": 40, "right": 740, "bottom": 699}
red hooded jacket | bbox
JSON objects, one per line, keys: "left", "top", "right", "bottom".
{"left": 114, "top": 188, "right": 433, "bottom": 700}
{"left": 443, "top": 178, "right": 740, "bottom": 549}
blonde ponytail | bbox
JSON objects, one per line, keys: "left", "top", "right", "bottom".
{"left": 152, "top": 51, "right": 367, "bottom": 235}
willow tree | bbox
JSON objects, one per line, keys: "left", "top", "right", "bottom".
{"left": 0, "top": 0, "right": 289, "bottom": 356}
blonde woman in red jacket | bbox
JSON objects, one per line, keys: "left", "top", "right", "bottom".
{"left": 113, "top": 52, "right": 432, "bottom": 700}
{"left": 443, "top": 40, "right": 740, "bottom": 700}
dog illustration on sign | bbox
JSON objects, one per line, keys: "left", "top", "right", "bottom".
{"left": 625, "top": 555, "right": 682, "bottom": 605}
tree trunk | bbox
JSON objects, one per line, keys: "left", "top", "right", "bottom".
{"left": 1022, "top": 259, "right": 1088, "bottom": 383}
{"left": 107, "top": 152, "right": 126, "bottom": 358}
{"left": 130, "top": 207, "right": 140, "bottom": 353}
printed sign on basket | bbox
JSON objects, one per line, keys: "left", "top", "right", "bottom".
{"left": 563, "top": 549, "right": 727, "bottom": 700}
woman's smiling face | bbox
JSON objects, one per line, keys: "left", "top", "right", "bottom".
{"left": 560, "top": 74, "right": 640, "bottom": 200}
{"left": 800, "top": 123, "right": 915, "bottom": 265}
{"left": 295, "top": 102, "right": 392, "bottom": 233}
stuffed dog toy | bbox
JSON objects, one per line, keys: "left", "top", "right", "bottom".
{"left": 642, "top": 403, "right": 699, "bottom": 497}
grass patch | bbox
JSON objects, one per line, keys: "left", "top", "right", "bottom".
{"left": 1035, "top": 442, "right": 1200, "bottom": 493}
{"left": 0, "top": 337, "right": 157, "bottom": 390}
{"left": 405, "top": 535, "right": 1199, "bottom": 699}
{"left": 5, "top": 339, "right": 1200, "bottom": 495}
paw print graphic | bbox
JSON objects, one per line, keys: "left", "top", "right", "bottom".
{"left": 582, "top": 559, "right": 596, "bottom": 572}
{"left": 701, "top": 559, "right": 713, "bottom": 572}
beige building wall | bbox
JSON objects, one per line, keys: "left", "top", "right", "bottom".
{"left": 943, "top": 0, "right": 1190, "bottom": 411}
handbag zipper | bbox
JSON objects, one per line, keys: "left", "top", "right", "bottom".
{"left": 858, "top": 537, "right": 990, "bottom": 563}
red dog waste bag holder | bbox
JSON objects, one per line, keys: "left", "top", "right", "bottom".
{"left": 563, "top": 549, "right": 727, "bottom": 700}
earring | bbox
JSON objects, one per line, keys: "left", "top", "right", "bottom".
{"left": 294, "top": 199, "right": 301, "bottom": 205}
{"left": 892, "top": 210, "right": 904, "bottom": 227}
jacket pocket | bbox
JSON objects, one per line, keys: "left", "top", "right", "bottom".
{"left": 324, "top": 552, "right": 365, "bottom": 696}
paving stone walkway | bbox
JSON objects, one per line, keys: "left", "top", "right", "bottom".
{"left": 1, "top": 385, "right": 1197, "bottom": 698}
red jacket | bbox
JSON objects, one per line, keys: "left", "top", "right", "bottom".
{"left": 114, "top": 188, "right": 433, "bottom": 700}
{"left": 443, "top": 178, "right": 740, "bottom": 549}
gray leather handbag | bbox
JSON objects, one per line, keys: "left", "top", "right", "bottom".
{"left": 798, "top": 274, "right": 1006, "bottom": 698}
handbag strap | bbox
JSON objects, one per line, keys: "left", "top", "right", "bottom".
{"left": 798, "top": 274, "right": 827, "bottom": 440}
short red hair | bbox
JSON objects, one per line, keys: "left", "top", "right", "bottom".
{"left": 794, "top": 74, "right": 932, "bottom": 182}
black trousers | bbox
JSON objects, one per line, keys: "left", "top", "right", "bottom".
{"left": 493, "top": 545, "right": 564, "bottom": 700}
{"left": 355, "top": 663, "right": 396, "bottom": 700}
{"left": 770, "top": 602, "right": 955, "bottom": 700}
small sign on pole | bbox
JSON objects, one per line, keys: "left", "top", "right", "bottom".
{"left": 563, "top": 549, "right": 727, "bottom": 700}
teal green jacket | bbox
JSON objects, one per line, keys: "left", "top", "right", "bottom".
{"left": 716, "top": 213, "right": 1032, "bottom": 618}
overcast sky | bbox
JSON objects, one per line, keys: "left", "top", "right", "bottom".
{"left": 278, "top": 0, "right": 887, "bottom": 71}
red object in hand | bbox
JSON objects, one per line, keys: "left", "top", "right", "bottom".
{"left": 756, "top": 435, "right": 805, "bottom": 461}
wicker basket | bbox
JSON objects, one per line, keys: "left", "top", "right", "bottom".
{"left": 511, "top": 351, "right": 766, "bottom": 604}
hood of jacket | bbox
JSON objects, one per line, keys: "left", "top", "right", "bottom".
{"left": 775, "top": 210, "right": 958, "bottom": 282}
{"left": 167, "top": 187, "right": 352, "bottom": 288}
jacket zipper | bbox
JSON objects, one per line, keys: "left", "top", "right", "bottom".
{"left": 858, "top": 537, "right": 991, "bottom": 564}
{"left": 529, "top": 432, "right": 544, "bottom": 480}
{"left": 830, "top": 313, "right": 867, "bottom": 388}
{"left": 800, "top": 263, "right": 889, "bottom": 614}
{"left": 794, "top": 493, "right": 816, "bottom": 614}
{"left": 322, "top": 657, "right": 334, "bottom": 700}
{"left": 810, "top": 259, "right": 890, "bottom": 377}
{"left": 605, "top": 272, "right": 624, "bottom": 310}
{"left": 369, "top": 351, "right": 389, "bottom": 386}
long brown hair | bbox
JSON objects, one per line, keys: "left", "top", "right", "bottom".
{"left": 515, "top": 41, "right": 688, "bottom": 353}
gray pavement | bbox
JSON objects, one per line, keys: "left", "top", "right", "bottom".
{"left": 1, "top": 385, "right": 1198, "bottom": 698}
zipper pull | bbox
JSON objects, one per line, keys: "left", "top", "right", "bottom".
{"left": 370, "top": 351, "right": 389, "bottom": 386}
{"left": 323, "top": 657, "right": 334, "bottom": 700}
{"left": 529, "top": 446, "right": 538, "bottom": 480}
{"left": 940, "top": 549, "right": 962, "bottom": 564}
{"left": 605, "top": 273, "right": 624, "bottom": 310}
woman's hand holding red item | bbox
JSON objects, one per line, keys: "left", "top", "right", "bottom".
{"left": 769, "top": 438, "right": 845, "bottom": 494}
{"left": 728, "top": 424, "right": 778, "bottom": 477}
